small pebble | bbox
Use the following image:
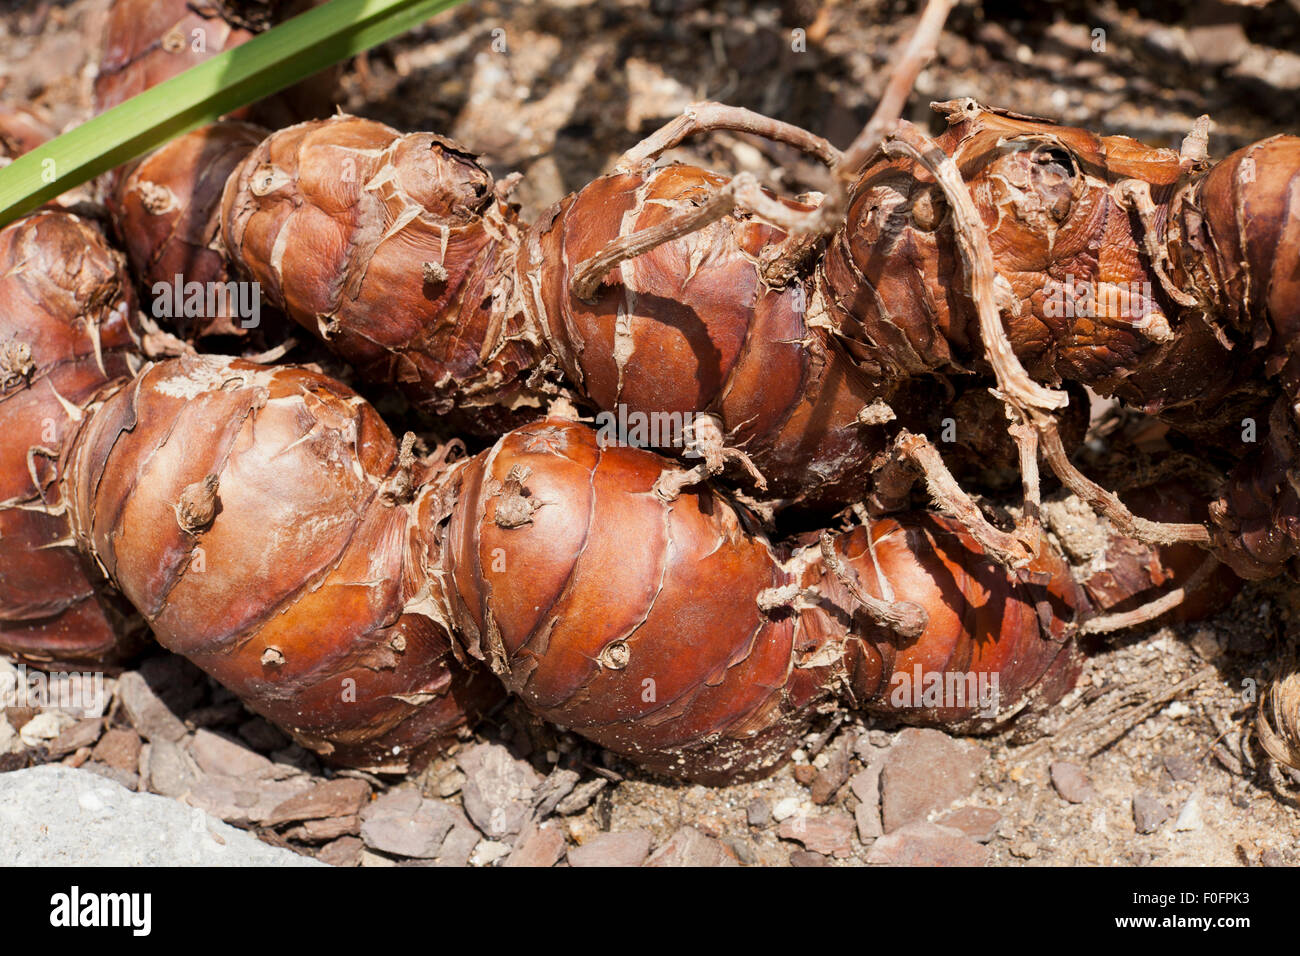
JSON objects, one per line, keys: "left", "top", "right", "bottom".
{"left": 771, "top": 797, "right": 802, "bottom": 822}
{"left": 1050, "top": 761, "right": 1096, "bottom": 804}
{"left": 470, "top": 840, "right": 513, "bottom": 867}
{"left": 1009, "top": 840, "right": 1039, "bottom": 859}
{"left": 1174, "top": 793, "right": 1203, "bottom": 832}
{"left": 1133, "top": 793, "right": 1170, "bottom": 834}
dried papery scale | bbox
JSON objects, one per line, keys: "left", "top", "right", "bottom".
{"left": 436, "top": 417, "right": 1087, "bottom": 781}
{"left": 1257, "top": 662, "right": 1300, "bottom": 773}
{"left": 0, "top": 212, "right": 144, "bottom": 668}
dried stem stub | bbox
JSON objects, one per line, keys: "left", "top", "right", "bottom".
{"left": 818, "top": 532, "right": 928, "bottom": 639}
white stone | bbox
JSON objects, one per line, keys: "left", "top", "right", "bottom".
{"left": 0, "top": 765, "right": 321, "bottom": 866}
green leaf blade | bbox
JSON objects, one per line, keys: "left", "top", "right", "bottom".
{"left": 0, "top": 0, "right": 468, "bottom": 226}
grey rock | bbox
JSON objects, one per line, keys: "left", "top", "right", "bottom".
{"left": 646, "top": 826, "right": 738, "bottom": 867}
{"left": 1163, "top": 752, "right": 1200, "bottom": 783}
{"left": 435, "top": 770, "right": 466, "bottom": 798}
{"left": 1174, "top": 793, "right": 1203, "bottom": 832}
{"left": 503, "top": 822, "right": 567, "bottom": 868}
{"left": 92, "top": 728, "right": 142, "bottom": 772}
{"left": 432, "top": 815, "right": 481, "bottom": 868}
{"left": 1133, "top": 792, "right": 1170, "bottom": 834}
{"left": 555, "top": 777, "right": 606, "bottom": 816}
{"left": 317, "top": 836, "right": 364, "bottom": 867}
{"left": 189, "top": 729, "right": 278, "bottom": 779}
{"left": 83, "top": 762, "right": 139, "bottom": 792}
{"left": 850, "top": 765, "right": 882, "bottom": 840}
{"left": 533, "top": 767, "right": 580, "bottom": 817}
{"left": 1050, "top": 761, "right": 1097, "bottom": 804}
{"left": 849, "top": 766, "right": 880, "bottom": 805}
{"left": 777, "top": 810, "right": 854, "bottom": 858}
{"left": 568, "top": 830, "right": 652, "bottom": 867}
{"left": 46, "top": 718, "right": 103, "bottom": 758}
{"left": 185, "top": 774, "right": 313, "bottom": 827}
{"left": 771, "top": 796, "right": 802, "bottom": 822}
{"left": 116, "top": 671, "right": 187, "bottom": 743}
{"left": 359, "top": 788, "right": 458, "bottom": 859}
{"left": 746, "top": 797, "right": 771, "bottom": 827}
{"left": 935, "top": 806, "right": 1001, "bottom": 843}
{"left": 263, "top": 778, "right": 370, "bottom": 826}
{"left": 880, "top": 729, "right": 987, "bottom": 832}
{"left": 811, "top": 741, "right": 850, "bottom": 805}
{"left": 284, "top": 815, "right": 360, "bottom": 843}
{"left": 789, "top": 850, "right": 830, "bottom": 867}
{"left": 853, "top": 734, "right": 875, "bottom": 763}
{"left": 1009, "top": 840, "right": 1039, "bottom": 859}
{"left": 721, "top": 835, "right": 758, "bottom": 865}
{"left": 457, "top": 743, "right": 542, "bottom": 838}
{"left": 866, "top": 822, "right": 991, "bottom": 866}
{"left": 855, "top": 800, "right": 883, "bottom": 842}
{"left": 19, "top": 711, "right": 74, "bottom": 747}
{"left": 145, "top": 738, "right": 198, "bottom": 798}
{"left": 1261, "top": 848, "right": 1288, "bottom": 867}
{"left": 470, "top": 840, "right": 513, "bottom": 867}
{"left": 0, "top": 765, "right": 320, "bottom": 866}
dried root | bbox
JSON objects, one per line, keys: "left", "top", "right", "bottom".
{"left": 1258, "top": 664, "right": 1300, "bottom": 771}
